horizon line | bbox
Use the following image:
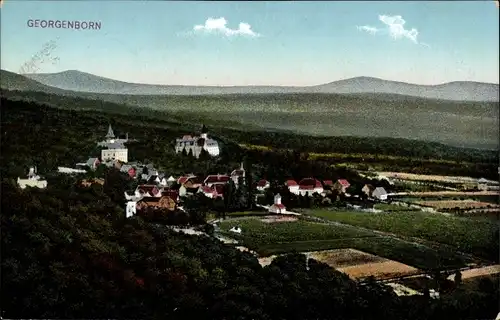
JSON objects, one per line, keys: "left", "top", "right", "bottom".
{"left": 8, "top": 68, "right": 500, "bottom": 87}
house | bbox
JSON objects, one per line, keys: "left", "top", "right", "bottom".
{"left": 120, "top": 165, "right": 136, "bottom": 178}
{"left": 166, "top": 175, "right": 176, "bottom": 187}
{"left": 136, "top": 184, "right": 162, "bottom": 197}
{"left": 298, "top": 178, "right": 324, "bottom": 196}
{"left": 177, "top": 174, "right": 198, "bottom": 185}
{"left": 198, "top": 184, "right": 225, "bottom": 199}
{"left": 161, "top": 190, "right": 179, "bottom": 204}
{"left": 126, "top": 201, "right": 137, "bottom": 218}
{"left": 178, "top": 175, "right": 189, "bottom": 185}
{"left": 285, "top": 179, "right": 300, "bottom": 194}
{"left": 230, "top": 162, "right": 245, "bottom": 185}
{"left": 174, "top": 124, "right": 220, "bottom": 158}
{"left": 101, "top": 141, "right": 128, "bottom": 163}
{"left": 333, "top": 179, "right": 351, "bottom": 193}
{"left": 213, "top": 184, "right": 225, "bottom": 198}
{"left": 204, "top": 174, "right": 230, "bottom": 188}
{"left": 256, "top": 179, "right": 270, "bottom": 192}
{"left": 269, "top": 194, "right": 286, "bottom": 214}
{"left": 136, "top": 194, "right": 177, "bottom": 213}
{"left": 124, "top": 191, "right": 145, "bottom": 202}
{"left": 17, "top": 167, "right": 48, "bottom": 189}
{"left": 323, "top": 180, "right": 334, "bottom": 188}
{"left": 179, "top": 185, "right": 188, "bottom": 197}
{"left": 156, "top": 173, "right": 166, "bottom": 186}
{"left": 372, "top": 187, "right": 388, "bottom": 200}
{"left": 80, "top": 178, "right": 105, "bottom": 187}
{"left": 199, "top": 186, "right": 216, "bottom": 198}
{"left": 362, "top": 184, "right": 375, "bottom": 197}
{"left": 81, "top": 157, "right": 100, "bottom": 170}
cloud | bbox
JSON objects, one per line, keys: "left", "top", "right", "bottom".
{"left": 193, "top": 17, "right": 260, "bottom": 37}
{"left": 378, "top": 15, "right": 418, "bottom": 43}
{"left": 356, "top": 25, "right": 379, "bottom": 35}
{"left": 357, "top": 14, "right": 428, "bottom": 47}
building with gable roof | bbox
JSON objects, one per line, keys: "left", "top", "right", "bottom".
{"left": 269, "top": 194, "right": 286, "bottom": 214}
{"left": 333, "top": 179, "right": 351, "bottom": 193}
{"left": 297, "top": 178, "right": 324, "bottom": 196}
{"left": 372, "top": 187, "right": 388, "bottom": 200}
{"left": 256, "top": 179, "right": 270, "bottom": 192}
{"left": 175, "top": 124, "right": 220, "bottom": 158}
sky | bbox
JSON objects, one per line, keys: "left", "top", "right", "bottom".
{"left": 1, "top": 0, "right": 499, "bottom": 86}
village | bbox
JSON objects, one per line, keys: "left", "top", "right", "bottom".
{"left": 17, "top": 123, "right": 499, "bottom": 217}
{"left": 14, "top": 123, "right": 500, "bottom": 299}
{"left": 17, "top": 124, "right": 394, "bottom": 214}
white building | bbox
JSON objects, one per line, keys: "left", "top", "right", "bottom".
{"left": 372, "top": 187, "right": 388, "bottom": 200}
{"left": 285, "top": 180, "right": 300, "bottom": 195}
{"left": 126, "top": 201, "right": 137, "bottom": 218}
{"left": 269, "top": 194, "right": 287, "bottom": 214}
{"left": 17, "top": 167, "right": 47, "bottom": 189}
{"left": 175, "top": 125, "right": 220, "bottom": 158}
{"left": 98, "top": 124, "right": 129, "bottom": 163}
{"left": 101, "top": 142, "right": 128, "bottom": 163}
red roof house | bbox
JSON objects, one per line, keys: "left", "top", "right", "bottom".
{"left": 213, "top": 184, "right": 225, "bottom": 198}
{"left": 323, "top": 180, "right": 334, "bottom": 186}
{"left": 269, "top": 194, "right": 287, "bottom": 214}
{"left": 297, "top": 178, "right": 324, "bottom": 195}
{"left": 204, "top": 174, "right": 230, "bottom": 186}
{"left": 136, "top": 185, "right": 161, "bottom": 197}
{"left": 333, "top": 179, "right": 351, "bottom": 193}
{"left": 256, "top": 179, "right": 270, "bottom": 191}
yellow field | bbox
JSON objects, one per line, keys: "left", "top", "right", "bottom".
{"left": 258, "top": 248, "right": 420, "bottom": 280}
{"left": 415, "top": 200, "right": 499, "bottom": 209}
{"left": 377, "top": 172, "right": 478, "bottom": 183}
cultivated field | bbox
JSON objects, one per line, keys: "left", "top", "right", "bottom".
{"left": 305, "top": 209, "right": 499, "bottom": 262}
{"left": 260, "top": 216, "right": 299, "bottom": 223}
{"left": 447, "top": 265, "right": 500, "bottom": 281}
{"left": 415, "top": 200, "right": 499, "bottom": 210}
{"left": 376, "top": 172, "right": 480, "bottom": 183}
{"left": 259, "top": 248, "right": 420, "bottom": 280}
{"left": 219, "top": 217, "right": 469, "bottom": 270}
{"left": 404, "top": 191, "right": 499, "bottom": 196}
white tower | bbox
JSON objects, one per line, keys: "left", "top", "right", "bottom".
{"left": 274, "top": 193, "right": 282, "bottom": 205}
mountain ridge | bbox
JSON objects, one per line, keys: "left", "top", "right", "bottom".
{"left": 21, "top": 69, "right": 500, "bottom": 101}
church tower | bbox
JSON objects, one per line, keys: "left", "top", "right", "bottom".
{"left": 201, "top": 124, "right": 208, "bottom": 139}
{"left": 105, "top": 124, "right": 115, "bottom": 140}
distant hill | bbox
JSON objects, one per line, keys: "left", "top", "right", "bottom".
{"left": 23, "top": 70, "right": 499, "bottom": 102}
{"left": 0, "top": 70, "right": 64, "bottom": 94}
{"left": 1, "top": 70, "right": 497, "bottom": 150}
